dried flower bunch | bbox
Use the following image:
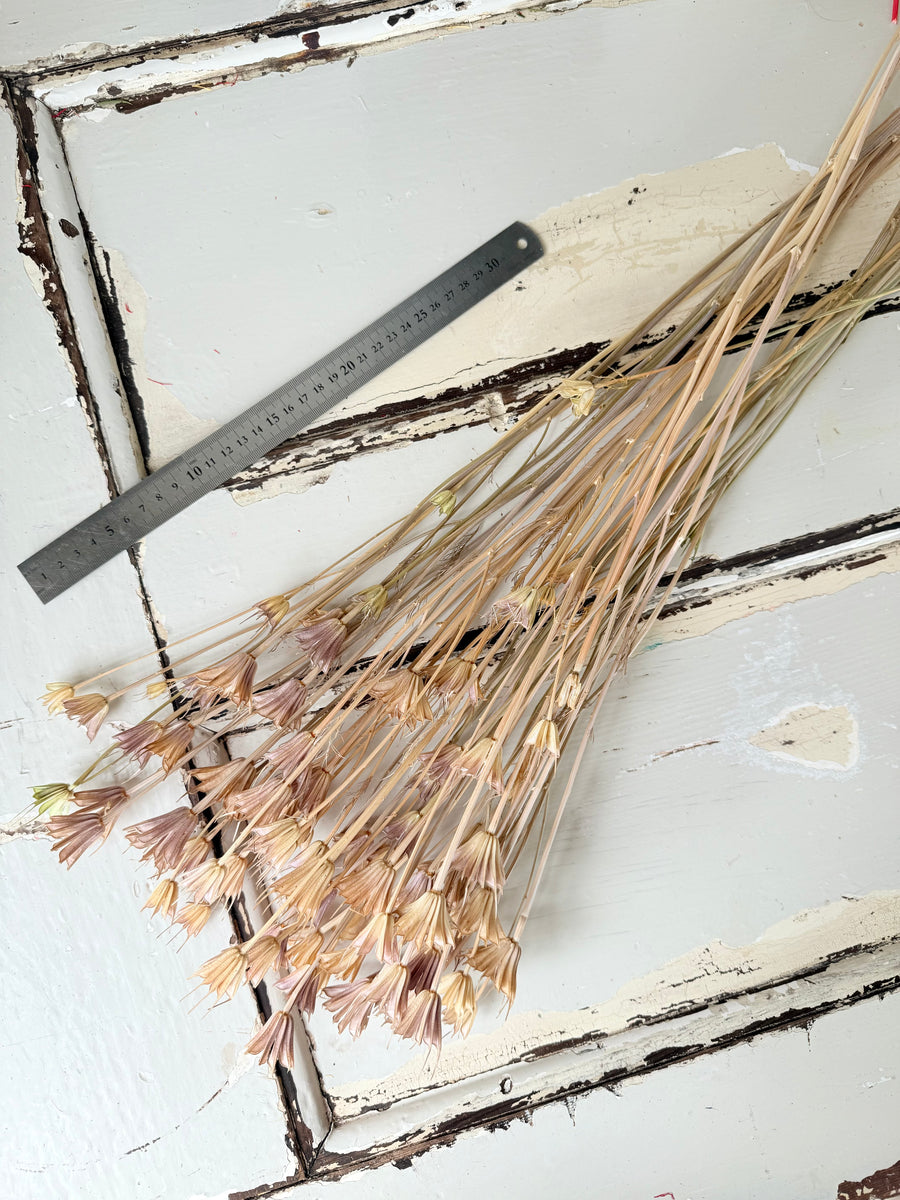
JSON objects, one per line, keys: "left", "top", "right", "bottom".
{"left": 36, "top": 42, "right": 900, "bottom": 1066}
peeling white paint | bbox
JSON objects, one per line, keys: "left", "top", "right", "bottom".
{"left": 751, "top": 703, "right": 859, "bottom": 771}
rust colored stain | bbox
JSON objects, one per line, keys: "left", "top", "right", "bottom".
{"left": 302, "top": 31, "right": 321, "bottom": 49}
{"left": 837, "top": 1158, "right": 900, "bottom": 1200}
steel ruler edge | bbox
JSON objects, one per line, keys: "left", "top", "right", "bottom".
{"left": 19, "top": 222, "right": 543, "bottom": 604}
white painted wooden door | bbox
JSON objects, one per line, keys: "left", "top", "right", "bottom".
{"left": 3, "top": 2, "right": 900, "bottom": 1197}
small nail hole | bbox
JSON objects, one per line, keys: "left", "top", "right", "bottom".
{"left": 517, "top": 237, "right": 528, "bottom": 250}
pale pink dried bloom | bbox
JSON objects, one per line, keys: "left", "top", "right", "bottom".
{"left": 183, "top": 855, "right": 247, "bottom": 904}
{"left": 370, "top": 669, "right": 433, "bottom": 728}
{"left": 266, "top": 730, "right": 317, "bottom": 776}
{"left": 395, "top": 889, "right": 453, "bottom": 951}
{"left": 321, "top": 946, "right": 365, "bottom": 982}
{"left": 365, "top": 962, "right": 410, "bottom": 1021}
{"left": 144, "top": 878, "right": 179, "bottom": 919}
{"left": 183, "top": 651, "right": 257, "bottom": 708}
{"left": 276, "top": 963, "right": 321, "bottom": 1014}
{"left": 41, "top": 682, "right": 75, "bottom": 716}
{"left": 114, "top": 721, "right": 162, "bottom": 768}
{"left": 452, "top": 824, "right": 505, "bottom": 890}
{"left": 556, "top": 671, "right": 582, "bottom": 709}
{"left": 382, "top": 810, "right": 423, "bottom": 847}
{"left": 245, "top": 935, "right": 286, "bottom": 985}
{"left": 48, "top": 811, "right": 106, "bottom": 867}
{"left": 247, "top": 1010, "right": 295, "bottom": 1069}
{"left": 337, "top": 854, "right": 396, "bottom": 915}
{"left": 420, "top": 742, "right": 462, "bottom": 782}
{"left": 174, "top": 901, "right": 213, "bottom": 937}
{"left": 286, "top": 930, "right": 324, "bottom": 969}
{"left": 148, "top": 721, "right": 195, "bottom": 773}
{"left": 468, "top": 937, "right": 521, "bottom": 1004}
{"left": 125, "top": 807, "right": 198, "bottom": 872}
{"left": 427, "top": 657, "right": 481, "bottom": 705}
{"left": 396, "top": 867, "right": 433, "bottom": 908}
{"left": 323, "top": 977, "right": 374, "bottom": 1037}
{"left": 195, "top": 945, "right": 246, "bottom": 999}
{"left": 438, "top": 971, "right": 477, "bottom": 1036}
{"left": 189, "top": 758, "right": 256, "bottom": 801}
{"left": 256, "top": 594, "right": 291, "bottom": 627}
{"left": 229, "top": 779, "right": 294, "bottom": 824}
{"left": 391, "top": 988, "right": 442, "bottom": 1050}
{"left": 253, "top": 817, "right": 310, "bottom": 870}
{"left": 72, "top": 786, "right": 129, "bottom": 816}
{"left": 62, "top": 693, "right": 108, "bottom": 741}
{"left": 353, "top": 912, "right": 399, "bottom": 963}
{"left": 455, "top": 884, "right": 504, "bottom": 943}
{"left": 176, "top": 835, "right": 211, "bottom": 873}
{"left": 406, "top": 948, "right": 441, "bottom": 992}
{"left": 253, "top": 678, "right": 309, "bottom": 728}
{"left": 524, "top": 717, "right": 560, "bottom": 758}
{"left": 273, "top": 841, "right": 334, "bottom": 918}
{"left": 490, "top": 586, "right": 540, "bottom": 630}
{"left": 293, "top": 766, "right": 332, "bottom": 817}
{"left": 457, "top": 737, "right": 503, "bottom": 793}
{"left": 296, "top": 612, "right": 347, "bottom": 673}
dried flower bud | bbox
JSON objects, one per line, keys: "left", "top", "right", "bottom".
{"left": 125, "top": 807, "right": 198, "bottom": 872}
{"left": 454, "top": 884, "right": 504, "bottom": 942}
{"left": 195, "top": 945, "right": 246, "bottom": 999}
{"left": 525, "top": 718, "right": 560, "bottom": 758}
{"left": 174, "top": 901, "right": 213, "bottom": 937}
{"left": 253, "top": 678, "right": 308, "bottom": 728}
{"left": 391, "top": 988, "right": 442, "bottom": 1050}
{"left": 62, "top": 693, "right": 109, "bottom": 741}
{"left": 353, "top": 912, "right": 399, "bottom": 963}
{"left": 256, "top": 594, "right": 291, "bottom": 627}
{"left": 370, "top": 669, "right": 433, "bottom": 728}
{"left": 114, "top": 721, "right": 162, "bottom": 768}
{"left": 491, "top": 586, "right": 541, "bottom": 630}
{"left": 468, "top": 937, "right": 521, "bottom": 1004}
{"left": 31, "top": 782, "right": 74, "bottom": 817}
{"left": 144, "top": 878, "right": 178, "bottom": 919}
{"left": 247, "top": 1010, "right": 295, "bottom": 1069}
{"left": 355, "top": 584, "right": 388, "bottom": 621}
{"left": 323, "top": 977, "right": 375, "bottom": 1038}
{"left": 48, "top": 810, "right": 107, "bottom": 866}
{"left": 177, "top": 835, "right": 211, "bottom": 874}
{"left": 438, "top": 971, "right": 477, "bottom": 1036}
{"left": 556, "top": 672, "right": 582, "bottom": 709}
{"left": 296, "top": 612, "right": 347, "bottom": 673}
{"left": 558, "top": 378, "right": 597, "bottom": 416}
{"left": 457, "top": 737, "right": 503, "bottom": 792}
{"left": 253, "top": 817, "right": 310, "bottom": 870}
{"left": 41, "top": 682, "right": 75, "bottom": 716}
{"left": 395, "top": 889, "right": 453, "bottom": 951}
{"left": 265, "top": 730, "right": 317, "bottom": 776}
{"left": 183, "top": 651, "right": 257, "bottom": 708}
{"left": 430, "top": 489, "right": 457, "bottom": 517}
{"left": 452, "top": 824, "right": 505, "bottom": 890}
{"left": 245, "top": 935, "right": 285, "bottom": 985}
{"left": 365, "top": 962, "right": 411, "bottom": 1021}
{"left": 148, "top": 721, "right": 195, "bottom": 773}
{"left": 337, "top": 854, "right": 396, "bottom": 915}
{"left": 273, "top": 841, "right": 334, "bottom": 918}
{"left": 189, "top": 758, "right": 256, "bottom": 801}
{"left": 276, "top": 963, "right": 322, "bottom": 1014}
{"left": 146, "top": 680, "right": 170, "bottom": 699}
{"left": 72, "top": 786, "right": 129, "bottom": 816}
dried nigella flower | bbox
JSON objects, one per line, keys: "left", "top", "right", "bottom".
{"left": 452, "top": 824, "right": 505, "bottom": 890}
{"left": 555, "top": 671, "right": 582, "bottom": 709}
{"left": 40, "top": 682, "right": 75, "bottom": 716}
{"left": 124, "top": 807, "right": 198, "bottom": 872}
{"left": 524, "top": 717, "right": 560, "bottom": 758}
{"left": 273, "top": 841, "right": 334, "bottom": 918}
{"left": 244, "top": 935, "right": 285, "bottom": 985}
{"left": 454, "top": 884, "right": 504, "bottom": 943}
{"left": 195, "top": 945, "right": 246, "bottom": 999}
{"left": 62, "top": 693, "right": 109, "bottom": 741}
{"left": 183, "top": 651, "right": 258, "bottom": 708}
{"left": 144, "top": 878, "right": 179, "bottom": 919}
{"left": 114, "top": 721, "right": 162, "bottom": 768}
{"left": 391, "top": 987, "right": 442, "bottom": 1050}
{"left": 370, "top": 669, "right": 433, "bottom": 728}
{"left": 48, "top": 810, "right": 107, "bottom": 866}
{"left": 457, "top": 737, "right": 503, "bottom": 792}
{"left": 256, "top": 594, "right": 291, "bottom": 627}
{"left": 365, "top": 962, "right": 410, "bottom": 1021}
{"left": 468, "top": 937, "right": 521, "bottom": 1004}
{"left": 175, "top": 901, "right": 214, "bottom": 937}
{"left": 148, "top": 721, "right": 195, "bottom": 773}
{"left": 395, "top": 889, "right": 453, "bottom": 951}
{"left": 276, "top": 963, "right": 321, "bottom": 1014}
{"left": 295, "top": 612, "right": 347, "bottom": 673}
{"left": 337, "top": 854, "right": 396, "bottom": 915}
{"left": 438, "top": 971, "right": 477, "bottom": 1036}
{"left": 491, "top": 586, "right": 541, "bottom": 630}
{"left": 247, "top": 1010, "right": 295, "bottom": 1069}
{"left": 253, "top": 678, "right": 308, "bottom": 728}
{"left": 323, "top": 977, "right": 375, "bottom": 1037}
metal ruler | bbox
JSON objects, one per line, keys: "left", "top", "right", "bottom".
{"left": 19, "top": 222, "right": 543, "bottom": 603}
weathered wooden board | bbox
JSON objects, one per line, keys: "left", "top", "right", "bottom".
{"left": 0, "top": 97, "right": 297, "bottom": 1200}
{"left": 282, "top": 987, "right": 900, "bottom": 1197}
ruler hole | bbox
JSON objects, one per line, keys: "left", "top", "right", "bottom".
{"left": 517, "top": 237, "right": 528, "bottom": 250}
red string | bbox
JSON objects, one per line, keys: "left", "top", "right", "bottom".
{"left": 893, "top": 0, "right": 899, "bottom": 25}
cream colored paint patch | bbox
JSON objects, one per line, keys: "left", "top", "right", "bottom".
{"left": 102, "top": 247, "right": 219, "bottom": 470}
{"left": 751, "top": 703, "right": 859, "bottom": 770}
{"left": 330, "top": 889, "right": 900, "bottom": 1116}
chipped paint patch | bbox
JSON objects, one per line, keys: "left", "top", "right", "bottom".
{"left": 751, "top": 704, "right": 859, "bottom": 771}
{"left": 837, "top": 1158, "right": 900, "bottom": 1200}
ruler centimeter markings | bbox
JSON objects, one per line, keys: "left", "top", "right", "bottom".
{"left": 19, "top": 222, "right": 543, "bottom": 604}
